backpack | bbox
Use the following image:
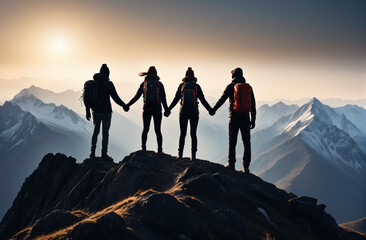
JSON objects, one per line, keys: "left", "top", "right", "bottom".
{"left": 233, "top": 83, "right": 252, "bottom": 113}
{"left": 181, "top": 82, "right": 198, "bottom": 108}
{"left": 82, "top": 80, "right": 98, "bottom": 109}
{"left": 144, "top": 80, "right": 160, "bottom": 106}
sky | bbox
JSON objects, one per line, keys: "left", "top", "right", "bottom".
{"left": 0, "top": 0, "right": 365, "bottom": 102}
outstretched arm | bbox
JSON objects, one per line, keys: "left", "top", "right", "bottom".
{"left": 159, "top": 82, "right": 169, "bottom": 112}
{"left": 197, "top": 85, "right": 212, "bottom": 112}
{"left": 127, "top": 83, "right": 143, "bottom": 107}
{"left": 109, "top": 82, "right": 127, "bottom": 108}
{"left": 168, "top": 84, "right": 182, "bottom": 111}
{"left": 212, "top": 85, "right": 230, "bottom": 111}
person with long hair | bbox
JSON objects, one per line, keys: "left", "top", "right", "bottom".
{"left": 165, "top": 67, "right": 212, "bottom": 160}
{"left": 127, "top": 66, "right": 169, "bottom": 153}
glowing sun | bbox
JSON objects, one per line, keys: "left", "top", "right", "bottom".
{"left": 51, "top": 36, "right": 70, "bottom": 54}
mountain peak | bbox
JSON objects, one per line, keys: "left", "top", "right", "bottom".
{"left": 1, "top": 151, "right": 362, "bottom": 240}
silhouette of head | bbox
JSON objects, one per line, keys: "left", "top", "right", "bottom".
{"left": 185, "top": 67, "right": 194, "bottom": 77}
{"left": 100, "top": 64, "right": 110, "bottom": 77}
{"left": 139, "top": 66, "right": 157, "bottom": 76}
{"left": 231, "top": 68, "right": 243, "bottom": 78}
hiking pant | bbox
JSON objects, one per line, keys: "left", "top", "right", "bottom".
{"left": 142, "top": 110, "right": 163, "bottom": 151}
{"left": 228, "top": 113, "right": 251, "bottom": 167}
{"left": 91, "top": 112, "right": 112, "bottom": 155}
{"left": 179, "top": 114, "right": 199, "bottom": 153}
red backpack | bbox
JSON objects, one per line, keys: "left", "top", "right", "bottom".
{"left": 181, "top": 82, "right": 198, "bottom": 108}
{"left": 233, "top": 83, "right": 252, "bottom": 113}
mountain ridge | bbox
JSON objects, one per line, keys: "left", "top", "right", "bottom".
{"left": 0, "top": 151, "right": 365, "bottom": 240}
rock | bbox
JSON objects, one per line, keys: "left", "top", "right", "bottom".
{"left": 177, "top": 166, "right": 204, "bottom": 183}
{"left": 289, "top": 196, "right": 325, "bottom": 223}
{"left": 295, "top": 217, "right": 312, "bottom": 234}
{"left": 68, "top": 221, "right": 104, "bottom": 240}
{"left": 29, "top": 210, "right": 80, "bottom": 238}
{"left": 96, "top": 212, "right": 126, "bottom": 238}
{"left": 182, "top": 174, "right": 225, "bottom": 198}
{"left": 142, "top": 193, "right": 198, "bottom": 237}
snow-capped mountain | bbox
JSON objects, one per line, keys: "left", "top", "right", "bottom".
{"left": 335, "top": 104, "right": 366, "bottom": 135}
{"left": 251, "top": 98, "right": 366, "bottom": 223}
{"left": 0, "top": 101, "right": 92, "bottom": 219}
{"left": 11, "top": 94, "right": 90, "bottom": 134}
{"left": 15, "top": 85, "right": 84, "bottom": 114}
{"left": 254, "top": 101, "right": 298, "bottom": 132}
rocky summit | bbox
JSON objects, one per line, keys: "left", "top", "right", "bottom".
{"left": 0, "top": 151, "right": 365, "bottom": 240}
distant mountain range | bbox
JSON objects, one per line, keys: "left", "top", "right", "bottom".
{"left": 251, "top": 98, "right": 366, "bottom": 223}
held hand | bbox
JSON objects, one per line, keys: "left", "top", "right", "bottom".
{"left": 164, "top": 110, "right": 171, "bottom": 117}
{"left": 250, "top": 121, "right": 255, "bottom": 129}
{"left": 123, "top": 105, "right": 130, "bottom": 112}
{"left": 86, "top": 111, "right": 91, "bottom": 121}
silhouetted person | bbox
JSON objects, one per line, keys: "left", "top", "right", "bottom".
{"left": 127, "top": 66, "right": 169, "bottom": 153}
{"left": 85, "top": 64, "right": 129, "bottom": 160}
{"left": 166, "top": 67, "right": 212, "bottom": 160}
{"left": 211, "top": 68, "right": 256, "bottom": 173}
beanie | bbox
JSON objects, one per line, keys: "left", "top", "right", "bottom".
{"left": 185, "top": 67, "right": 194, "bottom": 77}
{"left": 147, "top": 66, "right": 157, "bottom": 75}
{"left": 100, "top": 64, "right": 110, "bottom": 77}
{"left": 231, "top": 68, "right": 243, "bottom": 78}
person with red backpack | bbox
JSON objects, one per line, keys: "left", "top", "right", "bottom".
{"left": 165, "top": 67, "right": 212, "bottom": 160}
{"left": 84, "top": 64, "right": 129, "bottom": 160}
{"left": 210, "top": 68, "right": 256, "bottom": 173}
{"left": 127, "top": 66, "right": 169, "bottom": 154}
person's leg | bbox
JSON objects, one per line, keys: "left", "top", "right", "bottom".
{"left": 178, "top": 114, "right": 189, "bottom": 158}
{"left": 153, "top": 111, "right": 163, "bottom": 153}
{"left": 91, "top": 112, "right": 102, "bottom": 157}
{"left": 228, "top": 116, "right": 240, "bottom": 169}
{"left": 189, "top": 114, "right": 199, "bottom": 160}
{"left": 101, "top": 113, "right": 112, "bottom": 156}
{"left": 142, "top": 111, "right": 152, "bottom": 151}
{"left": 240, "top": 117, "right": 251, "bottom": 173}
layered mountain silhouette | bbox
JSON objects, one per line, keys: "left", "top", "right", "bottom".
{"left": 1, "top": 151, "right": 365, "bottom": 240}
{"left": 251, "top": 98, "right": 366, "bottom": 223}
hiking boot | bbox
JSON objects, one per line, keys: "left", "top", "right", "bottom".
{"left": 101, "top": 154, "right": 113, "bottom": 161}
{"left": 190, "top": 151, "right": 196, "bottom": 161}
{"left": 89, "top": 146, "right": 96, "bottom": 158}
{"left": 243, "top": 165, "right": 250, "bottom": 174}
{"left": 225, "top": 162, "right": 235, "bottom": 170}
{"left": 177, "top": 149, "right": 183, "bottom": 159}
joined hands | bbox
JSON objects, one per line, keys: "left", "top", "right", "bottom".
{"left": 164, "top": 110, "right": 171, "bottom": 117}
{"left": 123, "top": 105, "right": 130, "bottom": 112}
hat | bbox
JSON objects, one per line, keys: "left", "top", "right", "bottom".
{"left": 185, "top": 67, "right": 194, "bottom": 77}
{"left": 231, "top": 68, "right": 243, "bottom": 78}
{"left": 100, "top": 64, "right": 110, "bottom": 77}
{"left": 147, "top": 66, "right": 157, "bottom": 75}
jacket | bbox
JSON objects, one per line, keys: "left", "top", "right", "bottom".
{"left": 127, "top": 75, "right": 168, "bottom": 112}
{"left": 90, "top": 73, "right": 126, "bottom": 113}
{"left": 213, "top": 76, "right": 256, "bottom": 120}
{"left": 169, "top": 76, "right": 211, "bottom": 115}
